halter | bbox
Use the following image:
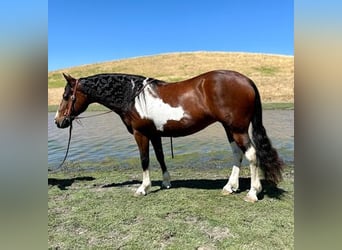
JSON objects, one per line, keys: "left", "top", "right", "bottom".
{"left": 64, "top": 79, "right": 79, "bottom": 121}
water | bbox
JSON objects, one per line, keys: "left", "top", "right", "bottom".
{"left": 48, "top": 110, "right": 294, "bottom": 168}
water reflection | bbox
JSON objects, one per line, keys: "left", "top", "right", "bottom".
{"left": 48, "top": 110, "right": 293, "bottom": 168}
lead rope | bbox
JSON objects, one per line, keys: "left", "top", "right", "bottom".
{"left": 48, "top": 121, "right": 73, "bottom": 173}
{"left": 170, "top": 137, "right": 174, "bottom": 159}
{"left": 59, "top": 122, "right": 73, "bottom": 168}
{"left": 75, "top": 110, "right": 113, "bottom": 120}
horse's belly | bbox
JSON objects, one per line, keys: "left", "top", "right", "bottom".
{"left": 160, "top": 116, "right": 214, "bottom": 137}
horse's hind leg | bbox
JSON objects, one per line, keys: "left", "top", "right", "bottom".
{"left": 244, "top": 142, "right": 261, "bottom": 202}
{"left": 151, "top": 136, "right": 171, "bottom": 189}
{"left": 232, "top": 132, "right": 262, "bottom": 202}
{"left": 222, "top": 128, "right": 244, "bottom": 195}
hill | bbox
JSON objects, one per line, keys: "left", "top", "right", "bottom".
{"left": 48, "top": 52, "right": 293, "bottom": 105}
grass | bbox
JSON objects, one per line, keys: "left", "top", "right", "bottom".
{"left": 252, "top": 66, "right": 279, "bottom": 76}
{"left": 48, "top": 52, "right": 294, "bottom": 105}
{"left": 48, "top": 152, "right": 294, "bottom": 249}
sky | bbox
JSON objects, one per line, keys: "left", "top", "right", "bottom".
{"left": 48, "top": 0, "right": 293, "bottom": 71}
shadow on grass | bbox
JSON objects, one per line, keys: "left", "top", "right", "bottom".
{"left": 48, "top": 176, "right": 95, "bottom": 190}
{"left": 102, "top": 177, "right": 286, "bottom": 200}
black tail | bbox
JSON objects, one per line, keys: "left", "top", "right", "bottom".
{"left": 250, "top": 81, "right": 283, "bottom": 184}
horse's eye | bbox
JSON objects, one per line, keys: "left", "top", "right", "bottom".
{"left": 63, "top": 94, "right": 69, "bottom": 100}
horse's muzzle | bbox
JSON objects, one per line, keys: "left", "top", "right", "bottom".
{"left": 55, "top": 117, "right": 71, "bottom": 129}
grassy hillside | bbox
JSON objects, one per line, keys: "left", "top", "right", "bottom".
{"left": 48, "top": 52, "right": 293, "bottom": 105}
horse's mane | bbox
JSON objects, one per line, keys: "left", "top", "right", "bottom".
{"left": 79, "top": 73, "right": 164, "bottom": 111}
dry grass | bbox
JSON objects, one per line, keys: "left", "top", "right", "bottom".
{"left": 48, "top": 51, "right": 293, "bottom": 105}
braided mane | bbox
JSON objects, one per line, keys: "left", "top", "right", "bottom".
{"left": 79, "top": 73, "right": 163, "bottom": 111}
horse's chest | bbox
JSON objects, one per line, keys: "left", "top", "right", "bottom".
{"left": 134, "top": 90, "right": 186, "bottom": 131}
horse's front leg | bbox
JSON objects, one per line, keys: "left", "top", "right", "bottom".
{"left": 151, "top": 136, "right": 171, "bottom": 189}
{"left": 134, "top": 130, "right": 151, "bottom": 196}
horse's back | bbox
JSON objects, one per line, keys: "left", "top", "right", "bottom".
{"left": 175, "top": 69, "right": 256, "bottom": 101}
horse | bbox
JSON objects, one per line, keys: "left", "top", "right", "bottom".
{"left": 54, "top": 70, "right": 283, "bottom": 202}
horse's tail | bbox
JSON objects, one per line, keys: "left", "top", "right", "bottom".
{"left": 250, "top": 81, "right": 284, "bottom": 184}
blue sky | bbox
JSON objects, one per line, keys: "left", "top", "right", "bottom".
{"left": 48, "top": 0, "right": 293, "bottom": 71}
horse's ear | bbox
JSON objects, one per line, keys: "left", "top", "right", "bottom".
{"left": 62, "top": 73, "right": 76, "bottom": 86}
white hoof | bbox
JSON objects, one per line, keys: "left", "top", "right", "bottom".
{"left": 134, "top": 190, "right": 146, "bottom": 196}
{"left": 135, "top": 184, "right": 150, "bottom": 196}
{"left": 222, "top": 189, "right": 233, "bottom": 196}
{"left": 244, "top": 189, "right": 259, "bottom": 202}
{"left": 222, "top": 182, "right": 238, "bottom": 195}
{"left": 244, "top": 194, "right": 258, "bottom": 203}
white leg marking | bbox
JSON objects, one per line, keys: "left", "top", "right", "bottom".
{"left": 245, "top": 146, "right": 261, "bottom": 202}
{"left": 135, "top": 170, "right": 151, "bottom": 196}
{"left": 162, "top": 171, "right": 171, "bottom": 189}
{"left": 223, "top": 142, "right": 243, "bottom": 194}
{"left": 134, "top": 79, "right": 187, "bottom": 131}
{"left": 245, "top": 146, "right": 256, "bottom": 163}
{"left": 223, "top": 165, "right": 240, "bottom": 193}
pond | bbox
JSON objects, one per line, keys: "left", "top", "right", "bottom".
{"left": 48, "top": 110, "right": 293, "bottom": 169}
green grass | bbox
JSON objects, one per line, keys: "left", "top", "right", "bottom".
{"left": 262, "top": 102, "right": 294, "bottom": 110}
{"left": 49, "top": 153, "right": 294, "bottom": 249}
{"left": 48, "top": 74, "right": 65, "bottom": 88}
{"left": 252, "top": 66, "right": 279, "bottom": 76}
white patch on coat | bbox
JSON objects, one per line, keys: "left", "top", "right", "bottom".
{"left": 134, "top": 78, "right": 186, "bottom": 131}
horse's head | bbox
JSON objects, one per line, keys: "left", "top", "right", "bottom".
{"left": 54, "top": 73, "right": 89, "bottom": 128}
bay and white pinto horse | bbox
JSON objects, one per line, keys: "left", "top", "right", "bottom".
{"left": 54, "top": 70, "right": 283, "bottom": 202}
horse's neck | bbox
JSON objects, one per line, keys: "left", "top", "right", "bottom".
{"left": 81, "top": 74, "right": 146, "bottom": 113}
